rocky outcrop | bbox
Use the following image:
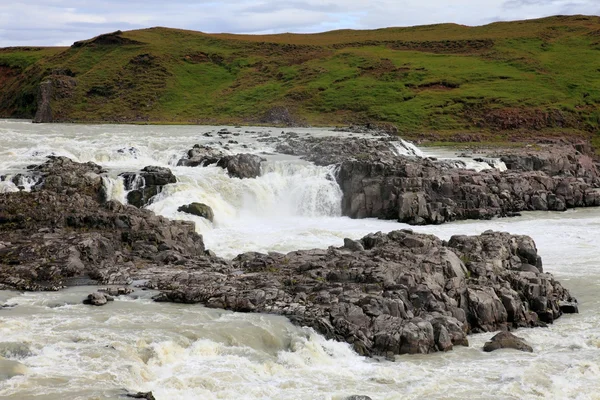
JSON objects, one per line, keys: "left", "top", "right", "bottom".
{"left": 217, "top": 154, "right": 264, "bottom": 179}
{"left": 20, "top": 156, "right": 107, "bottom": 202}
{"left": 259, "top": 106, "right": 305, "bottom": 127}
{"left": 274, "top": 137, "right": 600, "bottom": 224}
{"left": 126, "top": 392, "right": 156, "bottom": 400}
{"left": 498, "top": 145, "right": 600, "bottom": 184}
{"left": 177, "top": 145, "right": 264, "bottom": 179}
{"left": 151, "top": 229, "right": 576, "bottom": 357}
{"left": 0, "top": 190, "right": 205, "bottom": 290}
{"left": 177, "top": 145, "right": 224, "bottom": 167}
{"left": 483, "top": 331, "right": 533, "bottom": 353}
{"left": 178, "top": 202, "right": 214, "bottom": 222}
{"left": 337, "top": 157, "right": 600, "bottom": 224}
{"left": 275, "top": 136, "right": 398, "bottom": 166}
{"left": 120, "top": 166, "right": 177, "bottom": 207}
{"left": 33, "top": 80, "right": 53, "bottom": 123}
{"left": 32, "top": 72, "right": 78, "bottom": 123}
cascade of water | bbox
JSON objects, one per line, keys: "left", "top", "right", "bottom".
{"left": 392, "top": 139, "right": 425, "bottom": 157}
{"left": 102, "top": 176, "right": 127, "bottom": 203}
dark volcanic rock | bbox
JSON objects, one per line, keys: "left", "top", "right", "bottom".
{"left": 337, "top": 156, "right": 600, "bottom": 224}
{"left": 83, "top": 292, "right": 113, "bottom": 306}
{"left": 217, "top": 154, "right": 264, "bottom": 179}
{"left": 177, "top": 145, "right": 224, "bottom": 167}
{"left": 178, "top": 202, "right": 214, "bottom": 222}
{"left": 177, "top": 145, "right": 264, "bottom": 179}
{"left": 276, "top": 137, "right": 599, "bottom": 224}
{"left": 0, "top": 190, "right": 205, "bottom": 290}
{"left": 28, "top": 156, "right": 107, "bottom": 202}
{"left": 151, "top": 229, "right": 575, "bottom": 358}
{"left": 120, "top": 166, "right": 177, "bottom": 208}
{"left": 275, "top": 136, "right": 399, "bottom": 166}
{"left": 483, "top": 331, "right": 533, "bottom": 353}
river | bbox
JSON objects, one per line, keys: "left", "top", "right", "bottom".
{"left": 0, "top": 119, "right": 599, "bottom": 400}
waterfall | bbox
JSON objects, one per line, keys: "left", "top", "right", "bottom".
{"left": 102, "top": 176, "right": 126, "bottom": 203}
{"left": 392, "top": 139, "right": 425, "bottom": 157}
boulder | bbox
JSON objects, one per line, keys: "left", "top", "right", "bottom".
{"left": 177, "top": 145, "right": 224, "bottom": 167}
{"left": 120, "top": 166, "right": 177, "bottom": 208}
{"left": 83, "top": 292, "right": 113, "bottom": 306}
{"left": 178, "top": 202, "right": 215, "bottom": 222}
{"left": 483, "top": 331, "right": 533, "bottom": 353}
{"left": 217, "top": 154, "right": 264, "bottom": 179}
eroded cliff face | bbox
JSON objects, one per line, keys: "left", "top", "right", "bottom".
{"left": 32, "top": 72, "right": 78, "bottom": 123}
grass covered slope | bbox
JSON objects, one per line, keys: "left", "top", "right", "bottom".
{"left": 0, "top": 15, "right": 599, "bottom": 143}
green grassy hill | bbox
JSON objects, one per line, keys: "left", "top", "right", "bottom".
{"left": 1, "top": 15, "right": 599, "bottom": 145}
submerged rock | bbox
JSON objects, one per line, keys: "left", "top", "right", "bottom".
{"left": 483, "top": 331, "right": 533, "bottom": 353}
{"left": 178, "top": 202, "right": 214, "bottom": 222}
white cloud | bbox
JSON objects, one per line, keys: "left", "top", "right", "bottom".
{"left": 0, "top": 0, "right": 598, "bottom": 47}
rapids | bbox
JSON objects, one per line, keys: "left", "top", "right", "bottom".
{"left": 0, "top": 119, "right": 599, "bottom": 399}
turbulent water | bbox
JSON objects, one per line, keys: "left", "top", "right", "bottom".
{"left": 0, "top": 119, "right": 599, "bottom": 400}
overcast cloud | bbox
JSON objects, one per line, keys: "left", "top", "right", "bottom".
{"left": 0, "top": 0, "right": 598, "bottom": 47}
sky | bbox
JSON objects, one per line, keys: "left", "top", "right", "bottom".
{"left": 0, "top": 0, "right": 598, "bottom": 47}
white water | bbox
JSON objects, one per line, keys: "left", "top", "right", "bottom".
{"left": 1, "top": 119, "right": 599, "bottom": 399}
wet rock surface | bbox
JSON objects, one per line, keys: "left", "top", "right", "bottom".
{"left": 178, "top": 202, "right": 215, "bottom": 222}
{"left": 120, "top": 166, "right": 177, "bottom": 208}
{"left": 483, "top": 331, "right": 533, "bottom": 353}
{"left": 177, "top": 145, "right": 264, "bottom": 178}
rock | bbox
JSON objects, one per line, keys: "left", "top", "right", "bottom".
{"left": 32, "top": 72, "right": 78, "bottom": 124}
{"left": 23, "top": 156, "right": 107, "bottom": 203}
{"left": 275, "top": 137, "right": 599, "bottom": 224}
{"left": 178, "top": 202, "right": 215, "bottom": 222}
{"left": 0, "top": 175, "right": 205, "bottom": 291}
{"left": 216, "top": 154, "right": 264, "bottom": 179}
{"left": 177, "top": 145, "right": 224, "bottom": 167}
{"left": 120, "top": 166, "right": 177, "bottom": 208}
{"left": 483, "top": 331, "right": 533, "bottom": 353}
{"left": 343, "top": 238, "right": 365, "bottom": 252}
{"left": 83, "top": 292, "right": 111, "bottom": 306}
{"left": 177, "top": 145, "right": 264, "bottom": 179}
{"left": 33, "top": 80, "right": 53, "bottom": 123}
{"left": 126, "top": 392, "right": 156, "bottom": 400}
{"left": 559, "top": 300, "right": 579, "bottom": 314}
{"left": 152, "top": 230, "right": 575, "bottom": 358}
{"left": 259, "top": 106, "right": 305, "bottom": 127}
{"left": 344, "top": 396, "right": 373, "bottom": 400}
